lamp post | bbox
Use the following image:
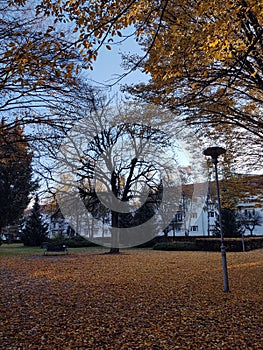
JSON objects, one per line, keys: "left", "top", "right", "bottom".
{"left": 203, "top": 146, "right": 230, "bottom": 293}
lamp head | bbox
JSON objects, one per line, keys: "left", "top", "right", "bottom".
{"left": 203, "top": 146, "right": 226, "bottom": 162}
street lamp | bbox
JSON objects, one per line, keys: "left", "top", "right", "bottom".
{"left": 203, "top": 146, "right": 230, "bottom": 293}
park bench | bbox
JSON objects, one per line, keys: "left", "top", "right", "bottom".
{"left": 44, "top": 243, "right": 68, "bottom": 255}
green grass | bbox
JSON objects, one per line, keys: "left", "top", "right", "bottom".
{"left": 0, "top": 243, "right": 42, "bottom": 256}
{"left": 0, "top": 243, "right": 108, "bottom": 256}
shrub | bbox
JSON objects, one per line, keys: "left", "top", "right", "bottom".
{"left": 153, "top": 241, "right": 198, "bottom": 251}
{"left": 48, "top": 236, "right": 99, "bottom": 248}
{"left": 153, "top": 237, "right": 263, "bottom": 252}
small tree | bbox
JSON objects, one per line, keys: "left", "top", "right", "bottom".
{"left": 21, "top": 195, "right": 48, "bottom": 246}
{"left": 213, "top": 208, "right": 244, "bottom": 238}
{"left": 239, "top": 211, "right": 263, "bottom": 236}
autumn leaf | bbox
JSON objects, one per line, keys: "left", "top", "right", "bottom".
{"left": 0, "top": 248, "right": 262, "bottom": 349}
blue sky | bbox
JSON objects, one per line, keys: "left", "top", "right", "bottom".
{"left": 86, "top": 35, "right": 149, "bottom": 96}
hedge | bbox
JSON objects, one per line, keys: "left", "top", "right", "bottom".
{"left": 43, "top": 236, "right": 99, "bottom": 248}
{"left": 153, "top": 236, "right": 263, "bottom": 252}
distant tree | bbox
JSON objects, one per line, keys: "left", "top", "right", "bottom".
{"left": 0, "top": 118, "right": 37, "bottom": 235}
{"left": 239, "top": 211, "right": 263, "bottom": 236}
{"left": 21, "top": 195, "right": 48, "bottom": 246}
{"left": 214, "top": 208, "right": 244, "bottom": 238}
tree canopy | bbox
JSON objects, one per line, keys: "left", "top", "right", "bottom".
{"left": 4, "top": 1, "right": 262, "bottom": 174}
{"left": 8, "top": 0, "right": 262, "bottom": 168}
{"left": 0, "top": 1, "right": 82, "bottom": 113}
{"left": 125, "top": 1, "right": 263, "bottom": 169}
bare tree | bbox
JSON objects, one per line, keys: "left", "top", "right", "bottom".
{"left": 54, "top": 102, "right": 187, "bottom": 253}
{"left": 239, "top": 211, "right": 263, "bottom": 236}
{"left": 76, "top": 123, "right": 172, "bottom": 253}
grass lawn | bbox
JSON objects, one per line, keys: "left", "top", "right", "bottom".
{"left": 0, "top": 247, "right": 262, "bottom": 349}
{"left": 0, "top": 243, "right": 107, "bottom": 257}
{"left": 0, "top": 243, "right": 43, "bottom": 256}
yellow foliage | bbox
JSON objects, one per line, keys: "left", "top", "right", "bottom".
{"left": 4, "top": 0, "right": 262, "bottom": 161}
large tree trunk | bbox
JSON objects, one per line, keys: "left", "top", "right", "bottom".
{"left": 109, "top": 211, "right": 120, "bottom": 254}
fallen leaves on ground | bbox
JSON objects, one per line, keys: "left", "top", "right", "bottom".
{"left": 0, "top": 249, "right": 262, "bottom": 349}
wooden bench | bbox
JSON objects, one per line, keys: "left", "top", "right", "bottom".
{"left": 44, "top": 244, "right": 68, "bottom": 255}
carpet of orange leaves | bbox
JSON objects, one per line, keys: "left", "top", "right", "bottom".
{"left": 0, "top": 249, "right": 262, "bottom": 349}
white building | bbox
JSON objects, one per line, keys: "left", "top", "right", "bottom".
{"left": 164, "top": 176, "right": 263, "bottom": 237}
{"left": 42, "top": 175, "right": 263, "bottom": 239}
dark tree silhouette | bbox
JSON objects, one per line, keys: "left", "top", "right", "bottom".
{"left": 213, "top": 208, "right": 244, "bottom": 238}
{"left": 0, "top": 118, "right": 37, "bottom": 237}
{"left": 78, "top": 123, "right": 169, "bottom": 253}
{"left": 21, "top": 195, "right": 48, "bottom": 246}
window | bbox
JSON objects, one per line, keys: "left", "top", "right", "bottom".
{"left": 190, "top": 226, "right": 198, "bottom": 232}
{"left": 244, "top": 209, "right": 255, "bottom": 216}
{"left": 175, "top": 212, "right": 182, "bottom": 221}
{"left": 208, "top": 211, "right": 215, "bottom": 217}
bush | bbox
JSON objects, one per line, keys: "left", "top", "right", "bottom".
{"left": 48, "top": 236, "right": 99, "bottom": 248}
{"left": 153, "top": 241, "right": 198, "bottom": 251}
{"left": 195, "top": 237, "right": 263, "bottom": 251}
{"left": 152, "top": 237, "right": 263, "bottom": 252}
{"left": 134, "top": 237, "right": 161, "bottom": 248}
